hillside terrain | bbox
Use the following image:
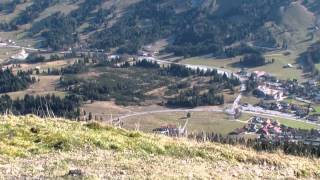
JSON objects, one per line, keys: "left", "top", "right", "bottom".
{"left": 1, "top": 2, "right": 320, "bottom": 179}
{"left": 0, "top": 0, "right": 298, "bottom": 54}
{"left": 0, "top": 115, "right": 319, "bottom": 179}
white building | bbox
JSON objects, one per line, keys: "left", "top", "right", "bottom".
{"left": 256, "top": 85, "right": 284, "bottom": 101}
{"left": 11, "top": 48, "right": 29, "bottom": 60}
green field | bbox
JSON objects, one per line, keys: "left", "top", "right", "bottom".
{"left": 123, "top": 111, "right": 319, "bottom": 135}
{"left": 277, "top": 118, "right": 319, "bottom": 130}
{"left": 123, "top": 112, "right": 248, "bottom": 135}
{"left": 181, "top": 52, "right": 305, "bottom": 81}
{"left": 256, "top": 114, "right": 319, "bottom": 130}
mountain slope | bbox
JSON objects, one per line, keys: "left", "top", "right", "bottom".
{"left": 0, "top": 115, "right": 319, "bottom": 179}
{"left": 1, "top": 0, "right": 292, "bottom": 55}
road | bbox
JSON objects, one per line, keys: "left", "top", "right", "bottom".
{"left": 112, "top": 106, "right": 319, "bottom": 127}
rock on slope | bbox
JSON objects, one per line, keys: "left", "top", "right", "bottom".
{"left": 0, "top": 115, "right": 319, "bottom": 179}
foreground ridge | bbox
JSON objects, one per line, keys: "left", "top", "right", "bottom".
{"left": 0, "top": 115, "right": 319, "bottom": 179}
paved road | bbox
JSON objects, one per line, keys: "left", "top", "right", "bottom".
{"left": 112, "top": 106, "right": 319, "bottom": 127}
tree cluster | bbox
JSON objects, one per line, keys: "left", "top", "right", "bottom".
{"left": 167, "top": 88, "right": 224, "bottom": 108}
{"left": 240, "top": 52, "right": 266, "bottom": 67}
{"left": 0, "top": 69, "right": 35, "bottom": 93}
{"left": 0, "top": 94, "right": 81, "bottom": 119}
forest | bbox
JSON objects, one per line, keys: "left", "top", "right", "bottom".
{"left": 1, "top": 0, "right": 291, "bottom": 57}
{"left": 59, "top": 60, "right": 240, "bottom": 107}
{"left": 91, "top": 0, "right": 290, "bottom": 56}
{"left": 0, "top": 94, "right": 81, "bottom": 119}
{"left": 0, "top": 69, "right": 35, "bottom": 93}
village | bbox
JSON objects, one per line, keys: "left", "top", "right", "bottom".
{"left": 230, "top": 116, "right": 320, "bottom": 146}
{"left": 236, "top": 68, "right": 320, "bottom": 124}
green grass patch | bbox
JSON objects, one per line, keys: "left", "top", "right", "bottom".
{"left": 270, "top": 117, "right": 318, "bottom": 130}
{"left": 0, "top": 115, "right": 218, "bottom": 159}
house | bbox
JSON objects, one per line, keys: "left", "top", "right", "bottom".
{"left": 108, "top": 55, "right": 120, "bottom": 61}
{"left": 153, "top": 125, "right": 180, "bottom": 136}
{"left": 307, "top": 80, "right": 318, "bottom": 86}
{"left": 0, "top": 42, "right": 7, "bottom": 47}
{"left": 253, "top": 70, "right": 267, "bottom": 78}
{"left": 237, "top": 69, "right": 251, "bottom": 78}
{"left": 10, "top": 48, "right": 29, "bottom": 60}
{"left": 254, "top": 85, "right": 284, "bottom": 101}
{"left": 283, "top": 64, "right": 294, "bottom": 68}
{"left": 138, "top": 56, "right": 155, "bottom": 62}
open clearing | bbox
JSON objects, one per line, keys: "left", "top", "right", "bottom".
{"left": 11, "top": 59, "right": 76, "bottom": 72}
{"left": 122, "top": 110, "right": 319, "bottom": 134}
{"left": 122, "top": 111, "right": 248, "bottom": 135}
{"left": 4, "top": 75, "right": 65, "bottom": 99}
{"left": 181, "top": 51, "right": 305, "bottom": 81}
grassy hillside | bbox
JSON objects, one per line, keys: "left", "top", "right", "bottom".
{"left": 0, "top": 115, "right": 319, "bottom": 179}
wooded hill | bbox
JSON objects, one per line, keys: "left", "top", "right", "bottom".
{"left": 0, "top": 0, "right": 301, "bottom": 57}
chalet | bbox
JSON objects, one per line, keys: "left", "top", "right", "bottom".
{"left": 254, "top": 85, "right": 284, "bottom": 101}
{"left": 237, "top": 69, "right": 251, "bottom": 78}
{"left": 138, "top": 56, "right": 155, "bottom": 62}
{"left": 11, "top": 48, "right": 29, "bottom": 60}
{"left": 0, "top": 42, "right": 7, "bottom": 47}
{"left": 253, "top": 70, "right": 267, "bottom": 78}
{"left": 108, "top": 55, "right": 120, "bottom": 61}
{"left": 153, "top": 125, "right": 180, "bottom": 136}
{"left": 283, "top": 64, "right": 294, "bottom": 68}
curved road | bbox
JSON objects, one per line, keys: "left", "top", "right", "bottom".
{"left": 113, "top": 107, "right": 319, "bottom": 127}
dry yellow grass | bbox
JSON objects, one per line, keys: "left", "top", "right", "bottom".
{"left": 0, "top": 115, "right": 319, "bottom": 179}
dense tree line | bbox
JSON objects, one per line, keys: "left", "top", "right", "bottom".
{"left": 134, "top": 60, "right": 160, "bottom": 69}
{"left": 26, "top": 54, "right": 46, "bottom": 63}
{"left": 245, "top": 74, "right": 259, "bottom": 93}
{"left": 167, "top": 88, "right": 224, "bottom": 108}
{"left": 0, "top": 94, "right": 81, "bottom": 119}
{"left": 224, "top": 44, "right": 259, "bottom": 58}
{"left": 0, "top": 69, "right": 35, "bottom": 93}
{"left": 240, "top": 52, "right": 266, "bottom": 67}
{"left": 61, "top": 60, "right": 88, "bottom": 74}
{"left": 44, "top": 59, "right": 89, "bottom": 75}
